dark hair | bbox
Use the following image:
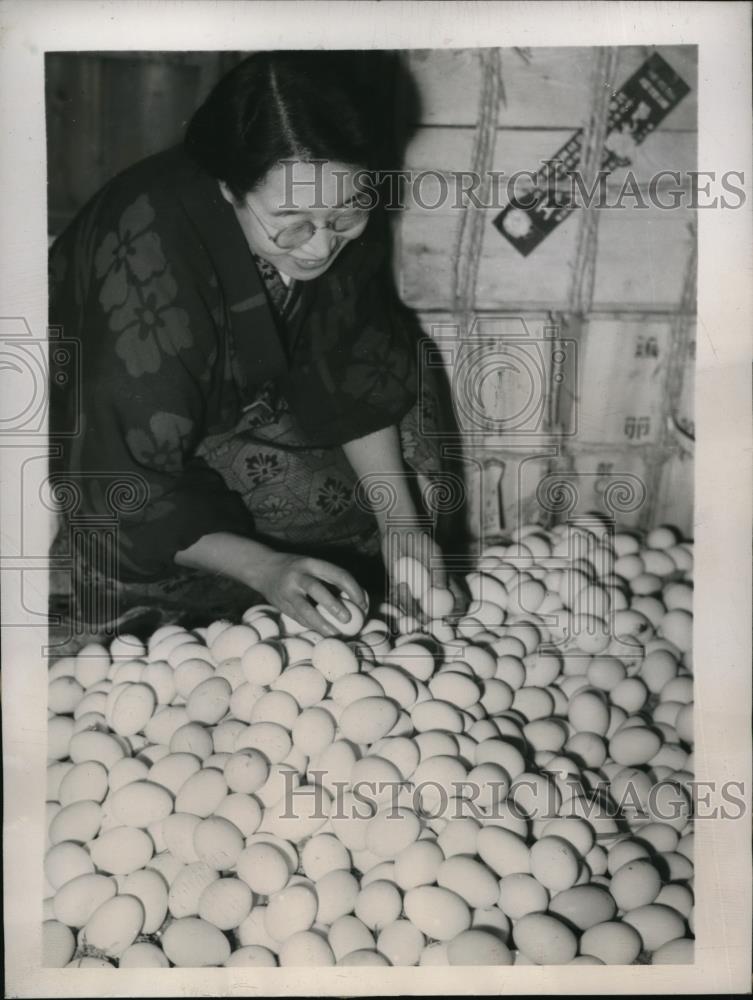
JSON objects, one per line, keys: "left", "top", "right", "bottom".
{"left": 185, "top": 51, "right": 382, "bottom": 200}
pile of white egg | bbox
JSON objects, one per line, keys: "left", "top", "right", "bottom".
{"left": 44, "top": 522, "right": 694, "bottom": 968}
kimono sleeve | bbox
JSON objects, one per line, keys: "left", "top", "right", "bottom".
{"left": 282, "top": 214, "right": 419, "bottom": 447}
{"left": 49, "top": 190, "right": 255, "bottom": 582}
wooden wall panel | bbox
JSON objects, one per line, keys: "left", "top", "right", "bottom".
{"left": 46, "top": 52, "right": 242, "bottom": 235}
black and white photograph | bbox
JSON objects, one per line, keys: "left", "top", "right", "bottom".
{"left": 2, "top": 1, "right": 751, "bottom": 994}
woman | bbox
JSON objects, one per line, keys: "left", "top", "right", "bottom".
{"left": 48, "top": 51, "right": 449, "bottom": 647}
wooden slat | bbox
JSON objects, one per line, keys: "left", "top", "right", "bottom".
{"left": 396, "top": 198, "right": 694, "bottom": 311}
{"left": 404, "top": 45, "right": 696, "bottom": 131}
{"left": 402, "top": 126, "right": 698, "bottom": 190}
{"left": 591, "top": 206, "right": 695, "bottom": 309}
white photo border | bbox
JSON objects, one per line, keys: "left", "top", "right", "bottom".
{"left": 2, "top": 1, "right": 751, "bottom": 995}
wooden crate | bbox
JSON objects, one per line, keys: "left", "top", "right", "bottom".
{"left": 396, "top": 122, "right": 696, "bottom": 312}
{"left": 400, "top": 45, "right": 697, "bottom": 540}
{"left": 403, "top": 45, "right": 697, "bottom": 130}
{"left": 561, "top": 448, "right": 652, "bottom": 530}
{"left": 396, "top": 43, "right": 697, "bottom": 313}
{"left": 460, "top": 450, "right": 555, "bottom": 539}
{"left": 575, "top": 319, "right": 673, "bottom": 446}
{"left": 414, "top": 311, "right": 576, "bottom": 442}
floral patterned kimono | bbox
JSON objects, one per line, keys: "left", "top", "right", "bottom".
{"left": 48, "top": 145, "right": 442, "bottom": 650}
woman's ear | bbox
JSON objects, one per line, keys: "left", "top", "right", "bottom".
{"left": 218, "top": 180, "right": 235, "bottom": 204}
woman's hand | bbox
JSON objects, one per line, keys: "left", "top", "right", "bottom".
{"left": 252, "top": 550, "right": 368, "bottom": 636}
{"left": 381, "top": 523, "right": 448, "bottom": 619}
{"left": 175, "top": 531, "right": 367, "bottom": 636}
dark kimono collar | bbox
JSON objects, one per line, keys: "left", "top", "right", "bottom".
{"left": 173, "top": 147, "right": 289, "bottom": 389}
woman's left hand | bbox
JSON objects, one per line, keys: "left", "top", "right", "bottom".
{"left": 341, "top": 426, "right": 458, "bottom": 620}
{"left": 381, "top": 522, "right": 447, "bottom": 620}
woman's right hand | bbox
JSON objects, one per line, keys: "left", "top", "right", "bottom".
{"left": 250, "top": 550, "right": 368, "bottom": 636}
{"left": 175, "top": 532, "right": 367, "bottom": 636}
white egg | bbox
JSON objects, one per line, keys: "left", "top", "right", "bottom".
{"left": 240, "top": 640, "right": 285, "bottom": 685}
{"left": 261, "top": 784, "right": 332, "bottom": 844}
{"left": 548, "top": 884, "right": 616, "bottom": 930}
{"left": 376, "top": 919, "right": 425, "bottom": 966}
{"left": 609, "top": 726, "right": 662, "bottom": 766}
{"left": 84, "top": 894, "right": 145, "bottom": 957}
{"left": 622, "top": 903, "right": 687, "bottom": 951}
{"left": 437, "top": 856, "right": 499, "bottom": 909}
{"left": 476, "top": 827, "right": 530, "bottom": 877}
{"left": 447, "top": 929, "right": 512, "bottom": 965}
{"left": 513, "top": 912, "right": 577, "bottom": 964}
{"left": 265, "top": 883, "right": 318, "bottom": 941}
{"left": 224, "top": 945, "right": 278, "bottom": 967}
{"left": 292, "top": 706, "right": 337, "bottom": 756}
{"left": 315, "top": 599, "right": 365, "bottom": 636}
{"left": 88, "top": 828, "right": 154, "bottom": 875}
{"left": 186, "top": 677, "right": 232, "bottom": 725}
{"left": 314, "top": 869, "right": 360, "bottom": 925}
{"left": 53, "top": 872, "right": 117, "bottom": 928}
{"left": 109, "top": 780, "right": 173, "bottom": 828}
{"left": 529, "top": 836, "right": 580, "bottom": 891}
{"left": 224, "top": 748, "right": 269, "bottom": 794}
{"left": 161, "top": 916, "right": 231, "bottom": 967}
{"left": 309, "top": 636, "right": 358, "bottom": 682}
{"left": 404, "top": 885, "right": 471, "bottom": 941}
{"left": 167, "top": 861, "right": 219, "bottom": 919}
{"left": 173, "top": 660, "right": 214, "bottom": 700}
{"left": 339, "top": 697, "right": 399, "bottom": 744}
{"left": 365, "top": 807, "right": 421, "bottom": 858}
{"left": 211, "top": 623, "right": 260, "bottom": 662}
{"left": 42, "top": 920, "right": 77, "bottom": 967}
{"left": 278, "top": 931, "right": 335, "bottom": 966}
{"left": 234, "top": 721, "right": 292, "bottom": 764}
{"left": 114, "top": 871, "right": 166, "bottom": 940}
{"left": 118, "top": 942, "right": 170, "bottom": 967}
{"left": 214, "top": 793, "right": 262, "bottom": 838}
{"left": 579, "top": 920, "right": 641, "bottom": 963}
{"left": 193, "top": 816, "right": 244, "bottom": 870}
{"left": 328, "top": 915, "right": 375, "bottom": 960}
{"left": 236, "top": 842, "right": 291, "bottom": 894}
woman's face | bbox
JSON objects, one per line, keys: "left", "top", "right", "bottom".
{"left": 221, "top": 159, "right": 369, "bottom": 280}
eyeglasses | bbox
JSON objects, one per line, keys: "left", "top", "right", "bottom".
{"left": 244, "top": 197, "right": 370, "bottom": 250}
